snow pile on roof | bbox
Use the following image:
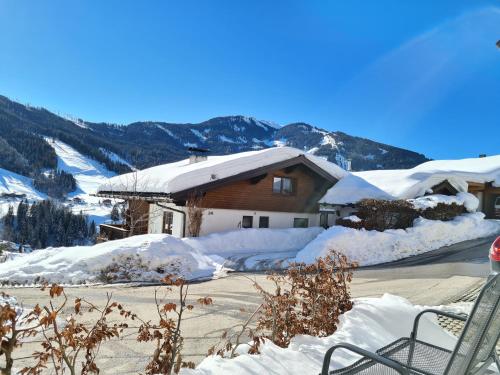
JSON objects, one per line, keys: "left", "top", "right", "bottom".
{"left": 0, "top": 234, "right": 220, "bottom": 285}
{"left": 99, "top": 147, "right": 348, "bottom": 195}
{"left": 320, "top": 154, "right": 500, "bottom": 204}
{"left": 182, "top": 294, "right": 458, "bottom": 375}
{"left": 295, "top": 213, "right": 500, "bottom": 266}
{"left": 319, "top": 174, "right": 393, "bottom": 205}
{"left": 408, "top": 192, "right": 479, "bottom": 212}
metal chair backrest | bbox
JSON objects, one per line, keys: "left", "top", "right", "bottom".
{"left": 445, "top": 273, "right": 500, "bottom": 375}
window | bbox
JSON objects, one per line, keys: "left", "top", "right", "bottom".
{"left": 259, "top": 216, "right": 269, "bottom": 228}
{"left": 242, "top": 216, "right": 253, "bottom": 228}
{"left": 293, "top": 218, "right": 309, "bottom": 228}
{"left": 273, "top": 177, "right": 294, "bottom": 195}
{"left": 162, "top": 211, "right": 173, "bottom": 234}
{"left": 320, "top": 213, "right": 328, "bottom": 229}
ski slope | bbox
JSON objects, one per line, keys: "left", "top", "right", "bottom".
{"left": 0, "top": 167, "right": 47, "bottom": 216}
{"left": 47, "top": 138, "right": 116, "bottom": 196}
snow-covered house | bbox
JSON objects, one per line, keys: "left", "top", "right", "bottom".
{"left": 96, "top": 147, "right": 348, "bottom": 239}
{"left": 320, "top": 155, "right": 500, "bottom": 219}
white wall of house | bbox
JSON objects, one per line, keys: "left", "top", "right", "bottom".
{"left": 319, "top": 205, "right": 357, "bottom": 226}
{"left": 148, "top": 203, "right": 186, "bottom": 238}
{"left": 198, "top": 208, "right": 320, "bottom": 236}
{"left": 147, "top": 203, "right": 321, "bottom": 237}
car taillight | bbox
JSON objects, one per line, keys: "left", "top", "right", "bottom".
{"left": 491, "top": 237, "right": 500, "bottom": 262}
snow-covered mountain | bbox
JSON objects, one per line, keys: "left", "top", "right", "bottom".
{"left": 0, "top": 94, "right": 429, "bottom": 181}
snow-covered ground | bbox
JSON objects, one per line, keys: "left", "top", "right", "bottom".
{"left": 47, "top": 138, "right": 115, "bottom": 196}
{"left": 296, "top": 213, "right": 500, "bottom": 266}
{"left": 0, "top": 228, "right": 321, "bottom": 284}
{"left": 0, "top": 212, "right": 498, "bottom": 285}
{"left": 181, "top": 294, "right": 468, "bottom": 375}
{"left": 0, "top": 167, "right": 47, "bottom": 217}
{"left": 0, "top": 234, "right": 220, "bottom": 284}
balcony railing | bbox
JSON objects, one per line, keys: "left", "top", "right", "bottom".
{"left": 98, "top": 223, "right": 130, "bottom": 242}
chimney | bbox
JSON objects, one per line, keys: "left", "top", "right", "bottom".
{"left": 188, "top": 146, "right": 209, "bottom": 164}
{"left": 189, "top": 154, "right": 208, "bottom": 164}
{"left": 346, "top": 158, "right": 352, "bottom": 171}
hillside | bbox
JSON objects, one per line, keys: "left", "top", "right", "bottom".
{"left": 0, "top": 95, "right": 429, "bottom": 180}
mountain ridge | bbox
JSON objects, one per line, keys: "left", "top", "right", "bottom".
{"left": 0, "top": 95, "right": 429, "bottom": 180}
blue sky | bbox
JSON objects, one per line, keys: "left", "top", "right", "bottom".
{"left": 1, "top": 0, "right": 499, "bottom": 160}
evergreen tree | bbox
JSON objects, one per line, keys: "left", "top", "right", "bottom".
{"left": 1, "top": 205, "right": 15, "bottom": 242}
{"left": 1, "top": 200, "right": 95, "bottom": 249}
{"left": 110, "top": 204, "right": 120, "bottom": 223}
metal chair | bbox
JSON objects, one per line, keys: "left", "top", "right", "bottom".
{"left": 321, "top": 273, "right": 500, "bottom": 375}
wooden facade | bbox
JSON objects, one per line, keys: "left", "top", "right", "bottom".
{"left": 429, "top": 180, "right": 459, "bottom": 196}
{"left": 125, "top": 199, "right": 150, "bottom": 235}
{"left": 468, "top": 182, "right": 500, "bottom": 219}
{"left": 180, "top": 164, "right": 335, "bottom": 213}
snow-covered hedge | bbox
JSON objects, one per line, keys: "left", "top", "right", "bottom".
{"left": 338, "top": 193, "right": 478, "bottom": 231}
{"left": 296, "top": 213, "right": 500, "bottom": 266}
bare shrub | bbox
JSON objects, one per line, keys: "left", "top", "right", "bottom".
{"left": 0, "top": 293, "right": 44, "bottom": 375}
{"left": 207, "top": 304, "right": 262, "bottom": 358}
{"left": 421, "top": 202, "right": 466, "bottom": 221}
{"left": 186, "top": 194, "right": 205, "bottom": 237}
{"left": 20, "top": 284, "right": 132, "bottom": 375}
{"left": 209, "top": 250, "right": 357, "bottom": 357}
{"left": 136, "top": 275, "right": 213, "bottom": 375}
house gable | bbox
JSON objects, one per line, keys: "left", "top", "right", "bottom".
{"left": 172, "top": 159, "right": 337, "bottom": 213}
{"left": 427, "top": 180, "right": 459, "bottom": 196}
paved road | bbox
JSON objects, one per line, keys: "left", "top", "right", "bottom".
{"left": 2, "top": 234, "right": 497, "bottom": 372}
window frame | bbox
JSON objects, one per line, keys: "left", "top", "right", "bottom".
{"left": 242, "top": 215, "right": 253, "bottom": 229}
{"left": 162, "top": 211, "right": 174, "bottom": 234}
{"left": 293, "top": 217, "right": 309, "bottom": 228}
{"left": 272, "top": 176, "right": 296, "bottom": 196}
{"left": 259, "top": 216, "right": 270, "bottom": 228}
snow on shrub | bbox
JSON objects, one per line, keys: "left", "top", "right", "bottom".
{"left": 338, "top": 193, "right": 477, "bottom": 232}
{"left": 0, "top": 228, "right": 324, "bottom": 285}
{"left": 296, "top": 213, "right": 500, "bottom": 266}
{"left": 0, "top": 234, "right": 219, "bottom": 285}
{"left": 408, "top": 192, "right": 479, "bottom": 212}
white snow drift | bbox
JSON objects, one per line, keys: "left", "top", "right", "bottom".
{"left": 181, "top": 294, "right": 462, "bottom": 375}
{"left": 295, "top": 213, "right": 500, "bottom": 266}
{"left": 408, "top": 192, "right": 479, "bottom": 212}
{"left": 0, "top": 228, "right": 322, "bottom": 285}
{"left": 0, "top": 234, "right": 218, "bottom": 284}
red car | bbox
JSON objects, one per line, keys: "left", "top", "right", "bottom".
{"left": 491, "top": 236, "right": 500, "bottom": 273}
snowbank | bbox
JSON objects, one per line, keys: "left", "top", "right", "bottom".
{"left": 0, "top": 228, "right": 323, "bottom": 285}
{"left": 185, "top": 227, "right": 323, "bottom": 255}
{"left": 181, "top": 294, "right": 459, "bottom": 375}
{"left": 0, "top": 234, "right": 219, "bottom": 285}
{"left": 295, "top": 213, "right": 500, "bottom": 266}
{"left": 408, "top": 192, "right": 479, "bottom": 212}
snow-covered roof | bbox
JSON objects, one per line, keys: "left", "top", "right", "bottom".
{"left": 319, "top": 174, "right": 393, "bottom": 205}
{"left": 320, "top": 154, "right": 500, "bottom": 205}
{"left": 98, "top": 147, "right": 348, "bottom": 195}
